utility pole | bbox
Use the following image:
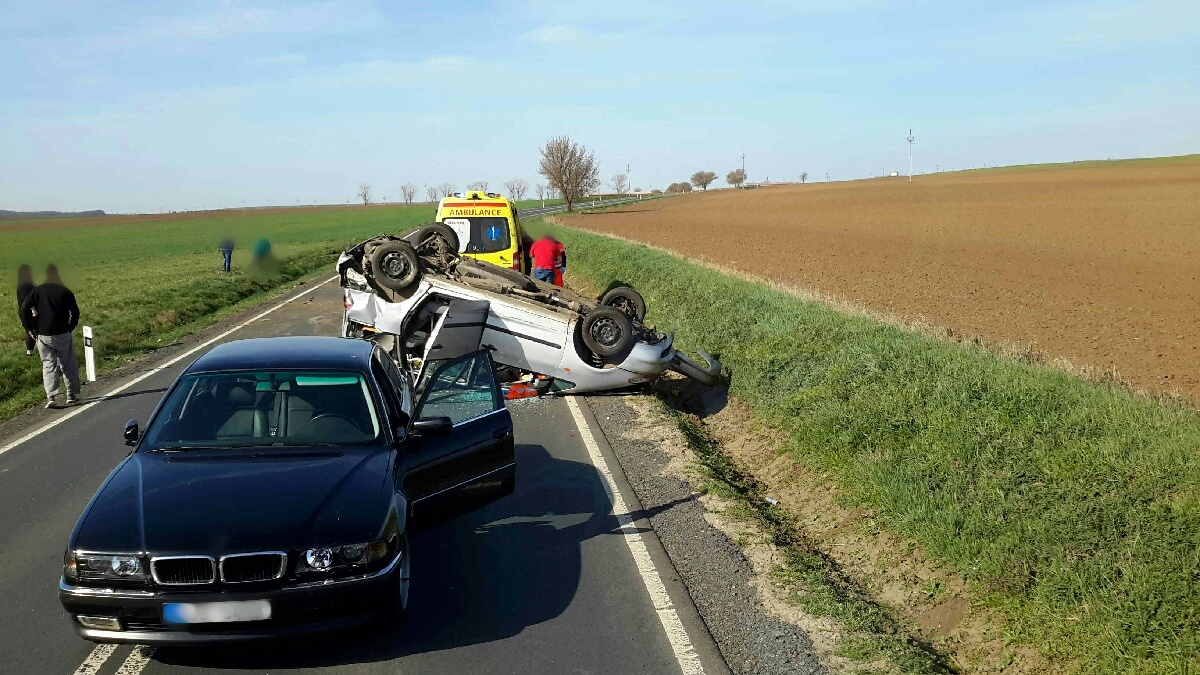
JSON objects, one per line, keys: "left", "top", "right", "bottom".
{"left": 626, "top": 163, "right": 631, "bottom": 194}
{"left": 740, "top": 150, "right": 746, "bottom": 177}
{"left": 907, "top": 129, "right": 916, "bottom": 183}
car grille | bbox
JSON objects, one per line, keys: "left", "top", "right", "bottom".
{"left": 220, "top": 553, "right": 288, "bottom": 584}
{"left": 151, "top": 556, "right": 215, "bottom": 585}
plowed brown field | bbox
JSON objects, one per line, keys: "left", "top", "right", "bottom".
{"left": 568, "top": 156, "right": 1200, "bottom": 397}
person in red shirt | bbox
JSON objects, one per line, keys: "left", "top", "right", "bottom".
{"left": 529, "top": 235, "right": 566, "bottom": 286}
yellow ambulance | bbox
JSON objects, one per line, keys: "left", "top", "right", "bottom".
{"left": 434, "top": 191, "right": 530, "bottom": 273}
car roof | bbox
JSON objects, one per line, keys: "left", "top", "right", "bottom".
{"left": 185, "top": 336, "right": 375, "bottom": 374}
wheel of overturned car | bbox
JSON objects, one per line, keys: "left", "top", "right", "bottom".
{"left": 414, "top": 223, "right": 459, "bottom": 257}
{"left": 581, "top": 307, "right": 635, "bottom": 357}
{"left": 383, "top": 538, "right": 410, "bottom": 626}
{"left": 457, "top": 257, "right": 539, "bottom": 292}
{"left": 599, "top": 286, "right": 646, "bottom": 322}
{"left": 368, "top": 240, "right": 421, "bottom": 292}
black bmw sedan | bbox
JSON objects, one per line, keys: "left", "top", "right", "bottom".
{"left": 58, "top": 335, "right": 514, "bottom": 644}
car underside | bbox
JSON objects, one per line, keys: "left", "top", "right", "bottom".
{"left": 337, "top": 226, "right": 721, "bottom": 395}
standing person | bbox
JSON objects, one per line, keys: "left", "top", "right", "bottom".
{"left": 218, "top": 237, "right": 235, "bottom": 272}
{"left": 21, "top": 265, "right": 81, "bottom": 408}
{"left": 552, "top": 240, "right": 567, "bottom": 287}
{"left": 15, "top": 264, "right": 35, "bottom": 356}
{"left": 529, "top": 235, "right": 564, "bottom": 286}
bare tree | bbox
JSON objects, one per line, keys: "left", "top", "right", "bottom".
{"left": 537, "top": 135, "right": 600, "bottom": 212}
{"left": 535, "top": 184, "right": 546, "bottom": 201}
{"left": 690, "top": 171, "right": 717, "bottom": 191}
{"left": 357, "top": 184, "right": 372, "bottom": 205}
{"left": 504, "top": 178, "right": 530, "bottom": 203}
{"left": 438, "top": 183, "right": 456, "bottom": 198}
{"left": 610, "top": 173, "right": 629, "bottom": 194}
{"left": 426, "top": 185, "right": 439, "bottom": 202}
{"left": 399, "top": 182, "right": 417, "bottom": 205}
{"left": 800, "top": 172, "right": 809, "bottom": 184}
{"left": 466, "top": 181, "right": 488, "bottom": 192}
{"left": 726, "top": 168, "right": 746, "bottom": 188}
{"left": 667, "top": 182, "right": 693, "bottom": 194}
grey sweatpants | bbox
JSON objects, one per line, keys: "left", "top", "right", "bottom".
{"left": 37, "top": 332, "right": 81, "bottom": 399}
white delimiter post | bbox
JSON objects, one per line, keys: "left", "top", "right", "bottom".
{"left": 83, "top": 325, "right": 97, "bottom": 382}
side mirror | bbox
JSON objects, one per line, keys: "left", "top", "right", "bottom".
{"left": 123, "top": 419, "right": 140, "bottom": 446}
{"left": 412, "top": 416, "right": 452, "bottom": 437}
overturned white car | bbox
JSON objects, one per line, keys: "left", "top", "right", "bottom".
{"left": 337, "top": 226, "right": 721, "bottom": 395}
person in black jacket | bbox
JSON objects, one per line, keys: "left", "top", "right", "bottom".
{"left": 16, "top": 264, "right": 35, "bottom": 356}
{"left": 20, "top": 264, "right": 81, "bottom": 408}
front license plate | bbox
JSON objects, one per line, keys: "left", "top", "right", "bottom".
{"left": 163, "top": 600, "right": 271, "bottom": 624}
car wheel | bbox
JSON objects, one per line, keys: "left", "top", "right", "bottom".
{"left": 582, "top": 307, "right": 634, "bottom": 357}
{"left": 414, "top": 223, "right": 459, "bottom": 257}
{"left": 368, "top": 241, "right": 421, "bottom": 292}
{"left": 599, "top": 286, "right": 646, "bottom": 322}
{"left": 383, "top": 539, "right": 411, "bottom": 626}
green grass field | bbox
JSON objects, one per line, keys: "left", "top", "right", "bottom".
{"left": 547, "top": 220, "right": 1200, "bottom": 674}
{"left": 0, "top": 205, "right": 434, "bottom": 419}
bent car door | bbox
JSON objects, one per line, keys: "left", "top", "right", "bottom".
{"left": 404, "top": 349, "right": 514, "bottom": 522}
{"left": 422, "top": 298, "right": 490, "bottom": 364}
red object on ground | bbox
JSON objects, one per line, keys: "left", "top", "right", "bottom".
{"left": 504, "top": 382, "right": 541, "bottom": 400}
{"left": 553, "top": 268, "right": 564, "bottom": 286}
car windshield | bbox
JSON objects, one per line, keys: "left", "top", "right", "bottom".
{"left": 143, "top": 370, "right": 382, "bottom": 449}
{"left": 441, "top": 217, "right": 511, "bottom": 254}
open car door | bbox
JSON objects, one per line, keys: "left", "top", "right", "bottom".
{"left": 404, "top": 349, "right": 514, "bottom": 523}
{"left": 422, "top": 298, "right": 490, "bottom": 364}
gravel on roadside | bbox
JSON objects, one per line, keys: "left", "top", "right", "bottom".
{"left": 585, "top": 394, "right": 827, "bottom": 675}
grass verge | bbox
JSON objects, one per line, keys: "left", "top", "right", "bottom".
{"left": 667, "top": 404, "right": 956, "bottom": 673}
{"left": 1, "top": 205, "right": 430, "bottom": 421}
{"left": 548, "top": 220, "right": 1200, "bottom": 674}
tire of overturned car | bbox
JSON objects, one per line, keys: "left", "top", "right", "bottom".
{"left": 582, "top": 307, "right": 635, "bottom": 357}
{"left": 599, "top": 286, "right": 647, "bottom": 322}
{"left": 368, "top": 240, "right": 422, "bottom": 292}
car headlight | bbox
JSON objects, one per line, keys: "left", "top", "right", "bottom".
{"left": 65, "top": 551, "right": 149, "bottom": 583}
{"left": 296, "top": 539, "right": 391, "bottom": 575}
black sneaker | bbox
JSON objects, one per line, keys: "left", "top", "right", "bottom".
{"left": 45, "top": 398, "right": 58, "bottom": 409}
{"left": 66, "top": 395, "right": 79, "bottom": 406}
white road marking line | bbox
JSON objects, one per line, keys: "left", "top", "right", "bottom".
{"left": 0, "top": 276, "right": 338, "bottom": 458}
{"left": 113, "top": 646, "right": 155, "bottom": 675}
{"left": 565, "top": 396, "right": 705, "bottom": 675}
{"left": 72, "top": 644, "right": 116, "bottom": 675}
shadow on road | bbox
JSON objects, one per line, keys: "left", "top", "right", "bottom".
{"left": 152, "top": 441, "right": 676, "bottom": 670}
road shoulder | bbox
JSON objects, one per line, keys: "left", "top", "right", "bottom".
{"left": 584, "top": 393, "right": 826, "bottom": 675}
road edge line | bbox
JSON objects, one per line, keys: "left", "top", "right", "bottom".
{"left": 0, "top": 276, "right": 338, "bottom": 458}
{"left": 565, "top": 396, "right": 706, "bottom": 675}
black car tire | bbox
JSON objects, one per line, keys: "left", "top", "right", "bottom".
{"left": 368, "top": 240, "right": 421, "bottom": 292}
{"left": 457, "top": 258, "right": 538, "bottom": 292}
{"left": 382, "top": 540, "right": 411, "bottom": 626}
{"left": 599, "top": 286, "right": 646, "bottom": 322}
{"left": 414, "top": 223, "right": 459, "bottom": 256}
{"left": 581, "top": 307, "right": 635, "bottom": 357}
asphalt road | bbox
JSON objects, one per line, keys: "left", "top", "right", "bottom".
{"left": 0, "top": 277, "right": 728, "bottom": 675}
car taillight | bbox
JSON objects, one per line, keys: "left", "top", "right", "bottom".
{"left": 511, "top": 260, "right": 521, "bottom": 270}
{"left": 343, "top": 295, "right": 353, "bottom": 308}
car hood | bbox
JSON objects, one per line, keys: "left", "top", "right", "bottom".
{"left": 73, "top": 448, "right": 392, "bottom": 556}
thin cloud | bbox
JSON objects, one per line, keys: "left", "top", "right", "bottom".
{"left": 254, "top": 54, "right": 309, "bottom": 65}
{"left": 522, "top": 25, "right": 581, "bottom": 44}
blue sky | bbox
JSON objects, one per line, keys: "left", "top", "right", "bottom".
{"left": 2, "top": 0, "right": 1197, "bottom": 212}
